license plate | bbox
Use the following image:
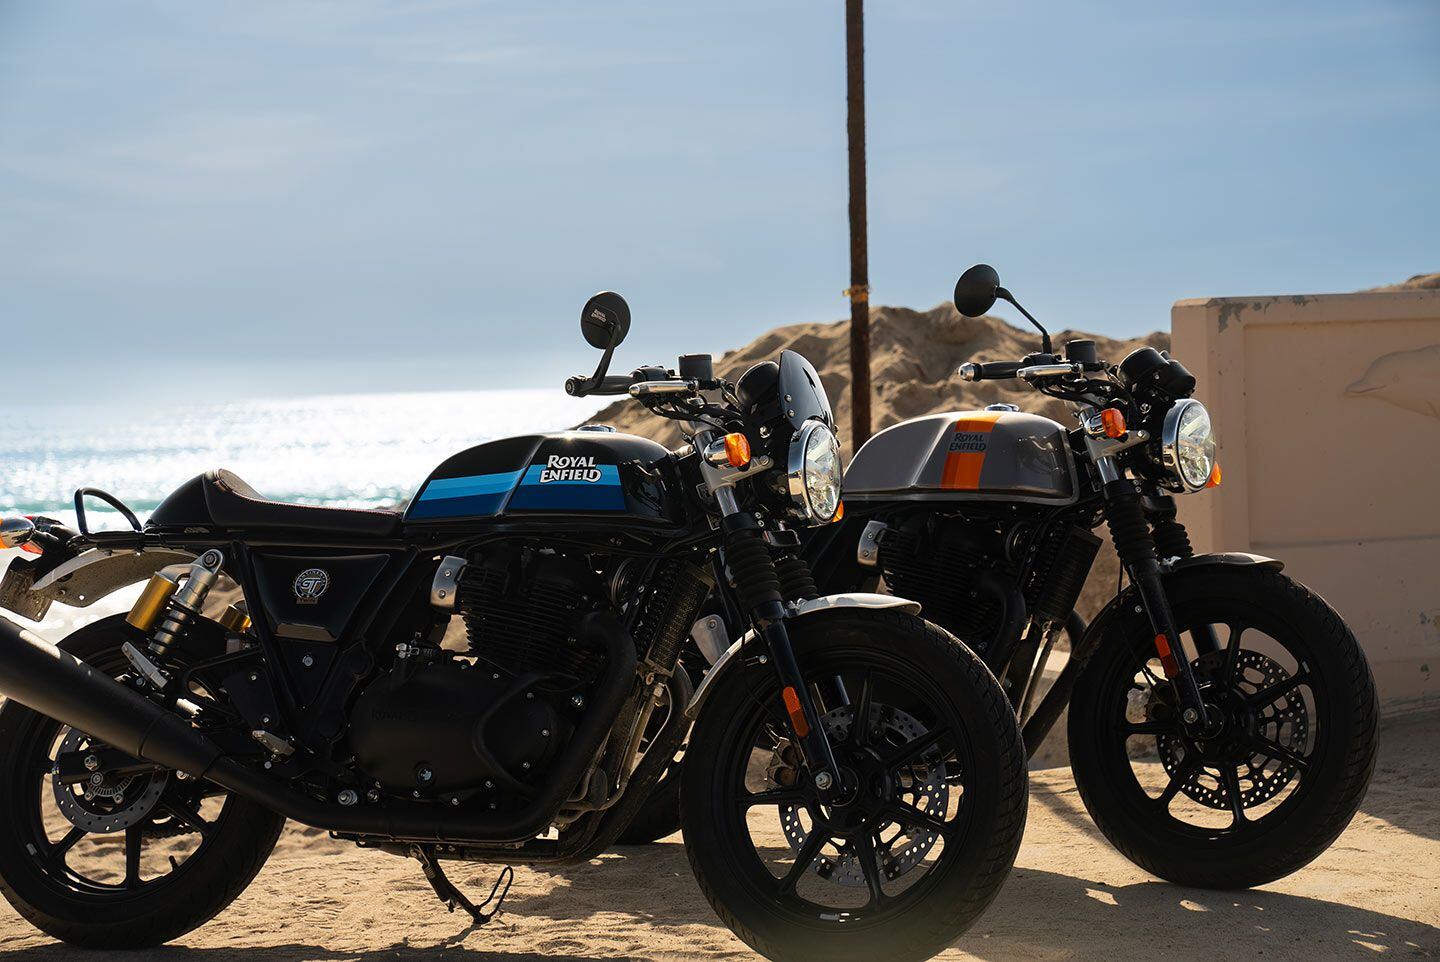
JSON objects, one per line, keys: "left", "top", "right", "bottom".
{"left": 0, "top": 563, "right": 52, "bottom": 622}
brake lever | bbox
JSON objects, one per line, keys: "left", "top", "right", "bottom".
{"left": 628, "top": 379, "right": 698, "bottom": 398}
{"left": 1017, "top": 362, "right": 1083, "bottom": 380}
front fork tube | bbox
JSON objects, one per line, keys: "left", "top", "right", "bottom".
{"left": 1125, "top": 555, "right": 1211, "bottom": 735}
{"left": 713, "top": 487, "right": 844, "bottom": 803}
{"left": 753, "top": 600, "right": 844, "bottom": 802}
{"left": 1099, "top": 469, "right": 1212, "bottom": 737}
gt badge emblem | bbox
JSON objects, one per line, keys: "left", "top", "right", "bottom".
{"left": 293, "top": 568, "right": 329, "bottom": 604}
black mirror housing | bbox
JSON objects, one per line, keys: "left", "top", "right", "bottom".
{"left": 581, "top": 291, "right": 631, "bottom": 350}
{"left": 953, "top": 264, "right": 1001, "bottom": 318}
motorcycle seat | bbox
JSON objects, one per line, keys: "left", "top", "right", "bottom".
{"left": 203, "top": 469, "right": 402, "bottom": 538}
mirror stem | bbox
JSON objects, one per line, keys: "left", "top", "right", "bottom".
{"left": 573, "top": 343, "right": 618, "bottom": 396}
{"left": 996, "top": 287, "right": 1052, "bottom": 355}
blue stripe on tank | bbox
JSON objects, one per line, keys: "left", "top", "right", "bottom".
{"left": 406, "top": 490, "right": 510, "bottom": 519}
{"left": 418, "top": 470, "right": 523, "bottom": 500}
{"left": 408, "top": 463, "right": 628, "bottom": 517}
{"left": 508, "top": 462, "right": 625, "bottom": 510}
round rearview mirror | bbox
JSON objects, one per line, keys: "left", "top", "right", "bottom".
{"left": 953, "top": 264, "right": 1001, "bottom": 318}
{"left": 580, "top": 291, "right": 631, "bottom": 350}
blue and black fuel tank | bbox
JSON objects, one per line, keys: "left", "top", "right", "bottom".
{"left": 405, "top": 431, "right": 680, "bottom": 524}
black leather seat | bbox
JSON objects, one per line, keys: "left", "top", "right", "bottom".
{"left": 203, "top": 469, "right": 402, "bottom": 538}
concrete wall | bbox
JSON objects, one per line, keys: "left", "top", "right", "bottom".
{"left": 1172, "top": 289, "right": 1440, "bottom": 712}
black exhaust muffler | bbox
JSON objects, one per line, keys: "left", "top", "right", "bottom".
{"left": 0, "top": 611, "right": 639, "bottom": 846}
{"left": 0, "top": 615, "right": 222, "bottom": 776}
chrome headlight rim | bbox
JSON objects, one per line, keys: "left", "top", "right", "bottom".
{"left": 785, "top": 420, "right": 841, "bottom": 523}
{"left": 1160, "top": 398, "right": 1215, "bottom": 493}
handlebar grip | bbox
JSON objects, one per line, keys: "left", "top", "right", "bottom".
{"left": 566, "top": 374, "right": 637, "bottom": 397}
{"left": 594, "top": 375, "right": 636, "bottom": 395}
{"left": 958, "top": 360, "right": 1024, "bottom": 382}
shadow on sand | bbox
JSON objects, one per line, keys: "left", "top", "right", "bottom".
{"left": 3, "top": 851, "right": 1432, "bottom": 962}
{"left": 0, "top": 945, "right": 635, "bottom": 962}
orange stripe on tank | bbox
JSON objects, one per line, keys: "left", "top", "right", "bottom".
{"left": 940, "top": 412, "right": 1001, "bottom": 490}
{"left": 952, "top": 413, "right": 1002, "bottom": 433}
{"left": 941, "top": 452, "right": 986, "bottom": 488}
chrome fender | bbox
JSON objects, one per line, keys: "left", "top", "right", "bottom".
{"left": 684, "top": 592, "right": 921, "bottom": 718}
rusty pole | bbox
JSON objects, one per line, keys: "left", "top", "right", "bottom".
{"left": 845, "top": 0, "right": 871, "bottom": 447}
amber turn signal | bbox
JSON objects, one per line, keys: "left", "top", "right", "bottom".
{"left": 0, "top": 517, "right": 36, "bottom": 550}
{"left": 724, "top": 432, "right": 751, "bottom": 469}
{"left": 1206, "top": 462, "right": 1222, "bottom": 488}
{"left": 1100, "top": 408, "right": 1127, "bottom": 439}
{"left": 831, "top": 500, "right": 845, "bottom": 522}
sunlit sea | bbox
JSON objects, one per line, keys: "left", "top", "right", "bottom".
{"left": 0, "top": 389, "right": 602, "bottom": 639}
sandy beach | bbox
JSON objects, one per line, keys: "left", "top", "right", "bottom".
{"left": 0, "top": 710, "right": 1433, "bottom": 961}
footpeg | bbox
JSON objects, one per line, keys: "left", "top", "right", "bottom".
{"left": 409, "top": 844, "right": 513, "bottom": 926}
{"left": 121, "top": 642, "right": 170, "bottom": 690}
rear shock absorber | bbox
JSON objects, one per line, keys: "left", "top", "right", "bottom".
{"left": 123, "top": 549, "right": 226, "bottom": 689}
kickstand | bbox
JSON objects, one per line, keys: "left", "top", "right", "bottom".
{"left": 408, "top": 844, "right": 513, "bottom": 926}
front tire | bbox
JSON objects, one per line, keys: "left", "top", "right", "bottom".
{"left": 0, "top": 617, "right": 286, "bottom": 948}
{"left": 681, "top": 610, "right": 1026, "bottom": 962}
{"left": 1068, "top": 565, "right": 1378, "bottom": 889}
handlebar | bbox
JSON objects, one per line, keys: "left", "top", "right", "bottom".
{"left": 957, "top": 360, "right": 1024, "bottom": 382}
{"left": 565, "top": 373, "right": 637, "bottom": 397}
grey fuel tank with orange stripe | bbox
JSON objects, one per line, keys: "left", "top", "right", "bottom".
{"left": 843, "top": 410, "right": 1078, "bottom": 505}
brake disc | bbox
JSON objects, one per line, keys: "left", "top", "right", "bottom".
{"left": 776, "top": 704, "right": 947, "bottom": 888}
{"left": 52, "top": 729, "right": 169, "bottom": 835}
{"left": 1157, "top": 650, "right": 1308, "bottom": 810}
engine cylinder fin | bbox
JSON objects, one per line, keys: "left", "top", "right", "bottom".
{"left": 457, "top": 549, "right": 600, "bottom": 677}
{"left": 878, "top": 525, "right": 1000, "bottom": 646}
{"left": 1026, "top": 525, "right": 1103, "bottom": 626}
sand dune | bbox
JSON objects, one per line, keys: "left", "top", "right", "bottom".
{"left": 1368, "top": 273, "right": 1440, "bottom": 292}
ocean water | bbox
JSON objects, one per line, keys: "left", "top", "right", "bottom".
{"left": 0, "top": 388, "right": 602, "bottom": 639}
{"left": 0, "top": 389, "right": 604, "bottom": 527}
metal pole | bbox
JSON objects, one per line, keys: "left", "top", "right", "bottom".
{"left": 845, "top": 0, "right": 871, "bottom": 448}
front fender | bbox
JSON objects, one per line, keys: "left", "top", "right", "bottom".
{"left": 1074, "top": 550, "right": 1286, "bottom": 671}
{"left": 1168, "top": 551, "right": 1283, "bottom": 573}
{"left": 684, "top": 592, "right": 920, "bottom": 718}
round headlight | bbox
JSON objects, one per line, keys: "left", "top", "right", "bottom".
{"left": 786, "top": 421, "right": 842, "bottom": 523}
{"left": 1160, "top": 399, "right": 1216, "bottom": 492}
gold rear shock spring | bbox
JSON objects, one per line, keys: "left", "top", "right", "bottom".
{"left": 126, "top": 549, "right": 226, "bottom": 659}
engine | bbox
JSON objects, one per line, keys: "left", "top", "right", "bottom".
{"left": 876, "top": 511, "right": 1100, "bottom": 655}
{"left": 455, "top": 546, "right": 605, "bottom": 677}
{"left": 348, "top": 546, "right": 604, "bottom": 799}
{"left": 879, "top": 517, "right": 1004, "bottom": 648}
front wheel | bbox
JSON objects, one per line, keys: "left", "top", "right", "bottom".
{"left": 1068, "top": 564, "right": 1378, "bottom": 889}
{"left": 682, "top": 610, "right": 1027, "bottom": 962}
{"left": 0, "top": 617, "right": 286, "bottom": 947}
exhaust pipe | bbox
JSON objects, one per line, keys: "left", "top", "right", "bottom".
{"left": 0, "top": 616, "right": 221, "bottom": 776}
{"left": 0, "top": 612, "right": 637, "bottom": 846}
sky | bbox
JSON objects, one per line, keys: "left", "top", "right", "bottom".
{"left": 1, "top": 0, "right": 1437, "bottom": 403}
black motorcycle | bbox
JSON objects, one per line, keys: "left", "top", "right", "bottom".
{"left": 0, "top": 292, "right": 1026, "bottom": 962}
{"left": 627, "top": 266, "right": 1379, "bottom": 891}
